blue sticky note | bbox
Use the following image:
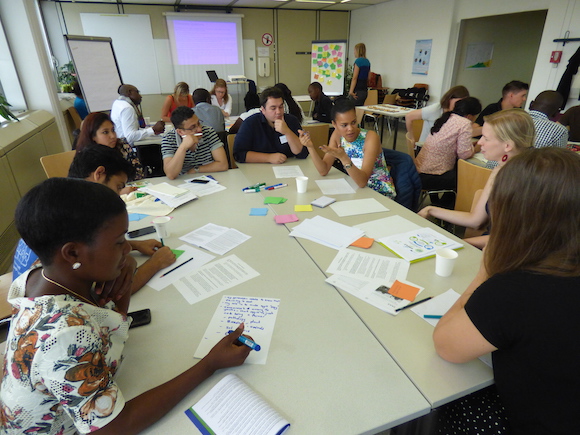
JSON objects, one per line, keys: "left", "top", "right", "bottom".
{"left": 128, "top": 213, "right": 149, "bottom": 222}
{"left": 250, "top": 208, "right": 268, "bottom": 216}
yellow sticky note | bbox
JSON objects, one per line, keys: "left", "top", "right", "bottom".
{"left": 387, "top": 280, "right": 421, "bottom": 302}
{"left": 294, "top": 204, "right": 313, "bottom": 212}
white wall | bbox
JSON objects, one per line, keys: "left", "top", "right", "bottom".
{"left": 349, "top": 0, "right": 580, "bottom": 109}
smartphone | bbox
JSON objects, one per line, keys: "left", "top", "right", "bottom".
{"left": 127, "top": 226, "right": 156, "bottom": 238}
{"left": 189, "top": 179, "right": 210, "bottom": 184}
{"left": 128, "top": 309, "right": 151, "bottom": 329}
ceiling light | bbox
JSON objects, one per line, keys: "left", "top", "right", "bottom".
{"left": 295, "top": 0, "right": 336, "bottom": 4}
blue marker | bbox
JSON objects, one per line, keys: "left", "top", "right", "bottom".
{"left": 228, "top": 330, "right": 261, "bottom": 351}
{"left": 423, "top": 314, "right": 442, "bottom": 319}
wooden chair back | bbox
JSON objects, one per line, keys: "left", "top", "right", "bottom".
{"left": 455, "top": 159, "right": 492, "bottom": 212}
{"left": 302, "top": 123, "right": 329, "bottom": 159}
{"left": 363, "top": 89, "right": 378, "bottom": 106}
{"left": 405, "top": 132, "right": 418, "bottom": 167}
{"left": 463, "top": 189, "right": 486, "bottom": 238}
{"left": 411, "top": 119, "right": 424, "bottom": 144}
{"left": 40, "top": 150, "right": 76, "bottom": 178}
{"left": 226, "top": 134, "right": 238, "bottom": 169}
{"left": 67, "top": 106, "right": 82, "bottom": 130}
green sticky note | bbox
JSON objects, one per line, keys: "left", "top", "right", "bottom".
{"left": 330, "top": 63, "right": 336, "bottom": 70}
{"left": 336, "top": 74, "right": 342, "bottom": 80}
{"left": 318, "top": 46, "right": 323, "bottom": 52}
{"left": 264, "top": 196, "right": 287, "bottom": 204}
{"left": 171, "top": 249, "right": 185, "bottom": 258}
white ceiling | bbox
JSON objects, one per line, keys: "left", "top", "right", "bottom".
{"left": 41, "top": 0, "right": 393, "bottom": 12}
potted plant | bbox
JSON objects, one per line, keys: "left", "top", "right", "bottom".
{"left": 57, "top": 61, "right": 76, "bottom": 93}
{"left": 0, "top": 95, "right": 19, "bottom": 122}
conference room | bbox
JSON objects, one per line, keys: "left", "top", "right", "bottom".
{"left": 1, "top": 0, "right": 580, "bottom": 434}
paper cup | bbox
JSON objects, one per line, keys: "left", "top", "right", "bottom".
{"left": 152, "top": 216, "right": 171, "bottom": 239}
{"left": 435, "top": 248, "right": 458, "bottom": 277}
{"left": 144, "top": 116, "right": 151, "bottom": 126}
{"left": 296, "top": 176, "right": 309, "bottom": 193}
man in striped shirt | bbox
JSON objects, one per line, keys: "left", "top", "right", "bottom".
{"left": 162, "top": 106, "right": 228, "bottom": 179}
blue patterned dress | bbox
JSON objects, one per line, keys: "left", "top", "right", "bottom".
{"left": 340, "top": 129, "right": 396, "bottom": 199}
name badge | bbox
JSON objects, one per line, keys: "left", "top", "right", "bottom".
{"left": 279, "top": 135, "right": 288, "bottom": 144}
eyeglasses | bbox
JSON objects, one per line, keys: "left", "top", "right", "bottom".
{"left": 180, "top": 124, "right": 201, "bottom": 132}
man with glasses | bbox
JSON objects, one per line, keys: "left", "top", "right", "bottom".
{"left": 162, "top": 106, "right": 228, "bottom": 179}
{"left": 111, "top": 84, "right": 165, "bottom": 145}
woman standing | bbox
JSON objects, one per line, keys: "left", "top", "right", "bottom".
{"left": 348, "top": 43, "right": 371, "bottom": 106}
{"left": 434, "top": 147, "right": 580, "bottom": 434}
{"left": 211, "top": 78, "right": 233, "bottom": 117}
{"left": 161, "top": 82, "right": 192, "bottom": 122}
{"left": 76, "top": 112, "right": 146, "bottom": 180}
{"left": 299, "top": 99, "right": 396, "bottom": 199}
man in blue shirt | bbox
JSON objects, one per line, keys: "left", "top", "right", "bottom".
{"left": 233, "top": 87, "right": 308, "bottom": 164}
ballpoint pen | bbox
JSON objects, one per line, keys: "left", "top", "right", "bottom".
{"left": 160, "top": 257, "right": 193, "bottom": 277}
{"left": 395, "top": 296, "right": 432, "bottom": 312}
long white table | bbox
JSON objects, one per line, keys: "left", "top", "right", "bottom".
{"left": 236, "top": 159, "right": 493, "bottom": 409}
{"left": 356, "top": 104, "right": 413, "bottom": 150}
{"left": 118, "top": 168, "right": 430, "bottom": 434}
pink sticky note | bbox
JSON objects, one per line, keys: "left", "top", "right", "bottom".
{"left": 275, "top": 214, "right": 299, "bottom": 224}
{"left": 338, "top": 51, "right": 343, "bottom": 57}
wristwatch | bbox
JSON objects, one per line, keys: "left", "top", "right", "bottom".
{"left": 193, "top": 166, "right": 199, "bottom": 173}
{"left": 344, "top": 161, "right": 353, "bottom": 170}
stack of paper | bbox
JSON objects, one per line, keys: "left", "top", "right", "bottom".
{"left": 180, "top": 223, "right": 251, "bottom": 255}
{"left": 379, "top": 227, "right": 463, "bottom": 262}
{"left": 140, "top": 182, "right": 198, "bottom": 208}
{"left": 315, "top": 178, "right": 357, "bottom": 195}
{"left": 179, "top": 176, "right": 226, "bottom": 197}
{"left": 289, "top": 215, "right": 364, "bottom": 249}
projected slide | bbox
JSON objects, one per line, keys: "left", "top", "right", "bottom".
{"left": 173, "top": 21, "right": 238, "bottom": 65}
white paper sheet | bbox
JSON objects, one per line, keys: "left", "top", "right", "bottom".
{"left": 173, "top": 255, "right": 260, "bottom": 305}
{"left": 411, "top": 288, "right": 460, "bottom": 326}
{"left": 194, "top": 295, "right": 280, "bottom": 365}
{"left": 315, "top": 178, "right": 357, "bottom": 195}
{"left": 179, "top": 223, "right": 251, "bottom": 255}
{"left": 272, "top": 165, "right": 304, "bottom": 178}
{"left": 379, "top": 227, "right": 463, "bottom": 262}
{"left": 326, "top": 249, "right": 409, "bottom": 282}
{"left": 289, "top": 216, "right": 364, "bottom": 249}
{"left": 140, "top": 185, "right": 198, "bottom": 208}
{"left": 330, "top": 198, "right": 389, "bottom": 217}
{"left": 354, "top": 215, "right": 421, "bottom": 240}
{"left": 146, "top": 244, "right": 215, "bottom": 291}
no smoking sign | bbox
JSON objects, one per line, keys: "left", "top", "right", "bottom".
{"left": 262, "top": 33, "right": 273, "bottom": 46}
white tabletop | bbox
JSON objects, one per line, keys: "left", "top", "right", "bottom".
{"left": 357, "top": 104, "right": 413, "bottom": 118}
{"left": 235, "top": 158, "right": 493, "bottom": 408}
{"left": 118, "top": 168, "right": 430, "bottom": 434}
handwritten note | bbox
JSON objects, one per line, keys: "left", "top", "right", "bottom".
{"left": 194, "top": 295, "right": 281, "bottom": 365}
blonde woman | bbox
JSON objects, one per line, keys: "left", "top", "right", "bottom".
{"left": 348, "top": 43, "right": 370, "bottom": 106}
{"left": 418, "top": 109, "right": 535, "bottom": 249}
{"left": 161, "top": 82, "right": 193, "bottom": 122}
{"left": 211, "top": 78, "right": 232, "bottom": 117}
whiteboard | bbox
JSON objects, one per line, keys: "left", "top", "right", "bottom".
{"left": 65, "top": 36, "right": 122, "bottom": 113}
{"left": 310, "top": 40, "right": 347, "bottom": 96}
{"left": 80, "top": 13, "right": 161, "bottom": 95}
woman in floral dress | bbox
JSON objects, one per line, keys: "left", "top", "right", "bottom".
{"left": 299, "top": 99, "right": 396, "bottom": 199}
{"left": 0, "top": 178, "right": 251, "bottom": 434}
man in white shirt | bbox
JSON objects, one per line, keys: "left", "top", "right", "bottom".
{"left": 110, "top": 84, "right": 165, "bottom": 145}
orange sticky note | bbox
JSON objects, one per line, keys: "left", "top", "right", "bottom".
{"left": 387, "top": 280, "right": 421, "bottom": 301}
{"left": 350, "top": 237, "right": 374, "bottom": 249}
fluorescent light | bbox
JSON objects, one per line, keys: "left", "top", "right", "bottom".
{"left": 295, "top": 0, "right": 336, "bottom": 3}
{"left": 341, "top": 0, "right": 351, "bottom": 3}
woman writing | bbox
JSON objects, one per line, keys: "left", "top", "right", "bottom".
{"left": 416, "top": 97, "right": 482, "bottom": 209}
{"left": 418, "top": 109, "right": 534, "bottom": 248}
{"left": 349, "top": 43, "right": 371, "bottom": 106}
{"left": 210, "top": 79, "right": 232, "bottom": 117}
{"left": 433, "top": 147, "right": 580, "bottom": 434}
{"left": 299, "top": 99, "right": 396, "bottom": 199}
{"left": 76, "top": 112, "right": 146, "bottom": 182}
{"left": 161, "top": 82, "right": 193, "bottom": 122}
{"left": 0, "top": 178, "right": 252, "bottom": 434}
{"left": 405, "top": 85, "right": 470, "bottom": 143}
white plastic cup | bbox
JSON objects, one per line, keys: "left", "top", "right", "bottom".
{"left": 144, "top": 116, "right": 151, "bottom": 126}
{"left": 152, "top": 216, "right": 171, "bottom": 239}
{"left": 435, "top": 248, "right": 458, "bottom": 277}
{"left": 296, "top": 176, "right": 309, "bottom": 193}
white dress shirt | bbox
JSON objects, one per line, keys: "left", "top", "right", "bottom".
{"left": 110, "top": 98, "right": 155, "bottom": 145}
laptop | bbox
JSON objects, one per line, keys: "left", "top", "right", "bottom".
{"left": 206, "top": 70, "right": 218, "bottom": 83}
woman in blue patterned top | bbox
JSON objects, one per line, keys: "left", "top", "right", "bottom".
{"left": 299, "top": 99, "right": 396, "bottom": 199}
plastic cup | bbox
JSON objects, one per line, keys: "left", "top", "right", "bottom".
{"left": 152, "top": 216, "right": 171, "bottom": 239}
{"left": 296, "top": 176, "right": 309, "bottom": 193}
{"left": 435, "top": 248, "right": 458, "bottom": 277}
{"left": 144, "top": 116, "right": 151, "bottom": 126}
